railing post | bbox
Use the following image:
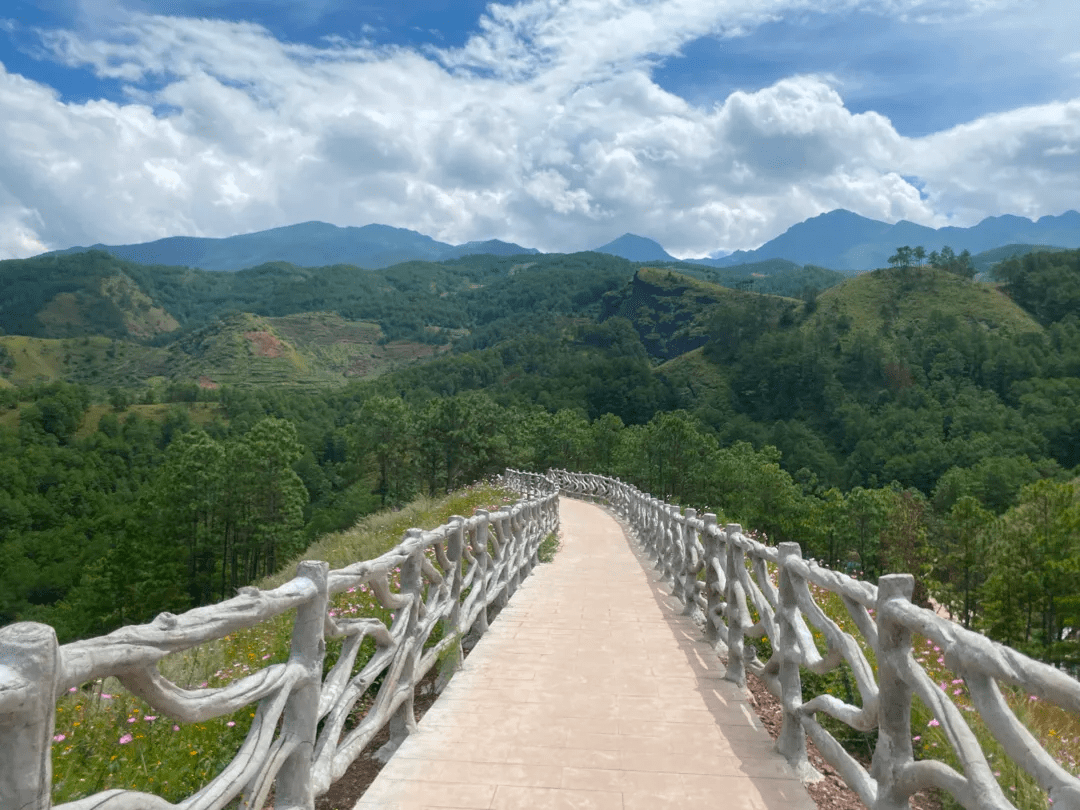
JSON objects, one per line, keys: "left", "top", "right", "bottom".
{"left": 776, "top": 542, "right": 816, "bottom": 780}
{"left": 724, "top": 524, "right": 747, "bottom": 688}
{"left": 702, "top": 514, "right": 726, "bottom": 651}
{"left": 872, "top": 574, "right": 916, "bottom": 810}
{"left": 438, "top": 517, "right": 467, "bottom": 692}
{"left": 679, "top": 509, "right": 699, "bottom": 615}
{"left": 0, "top": 622, "right": 59, "bottom": 810}
{"left": 377, "top": 545, "right": 424, "bottom": 763}
{"left": 470, "top": 512, "right": 491, "bottom": 638}
{"left": 275, "top": 560, "right": 329, "bottom": 810}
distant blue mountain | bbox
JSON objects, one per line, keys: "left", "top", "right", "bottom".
{"left": 706, "top": 209, "right": 1080, "bottom": 273}
{"left": 594, "top": 233, "right": 676, "bottom": 262}
{"left": 45, "top": 221, "right": 539, "bottom": 271}
{"left": 43, "top": 209, "right": 1080, "bottom": 274}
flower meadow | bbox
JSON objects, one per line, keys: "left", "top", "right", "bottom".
{"left": 49, "top": 483, "right": 519, "bottom": 805}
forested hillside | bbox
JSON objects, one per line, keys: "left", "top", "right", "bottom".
{"left": 0, "top": 247, "right": 1077, "bottom": 671}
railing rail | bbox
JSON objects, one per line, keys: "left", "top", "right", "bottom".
{"left": 550, "top": 468, "right": 1080, "bottom": 810}
{"left": 0, "top": 471, "right": 558, "bottom": 810}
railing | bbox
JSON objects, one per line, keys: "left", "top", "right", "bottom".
{"left": 551, "top": 469, "right": 1080, "bottom": 810}
{"left": 0, "top": 471, "right": 558, "bottom": 810}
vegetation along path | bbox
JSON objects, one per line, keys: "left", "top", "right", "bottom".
{"left": 355, "top": 497, "right": 814, "bottom": 810}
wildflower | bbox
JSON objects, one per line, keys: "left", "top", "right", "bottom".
{"left": 912, "top": 735, "right": 921, "bottom": 741}
{"left": 53, "top": 734, "right": 66, "bottom": 743}
{"left": 928, "top": 719, "right": 940, "bottom": 727}
{"left": 119, "top": 734, "right": 133, "bottom": 745}
{"left": 127, "top": 717, "right": 137, "bottom": 723}
{"left": 951, "top": 678, "right": 963, "bottom": 684}
{"left": 145, "top": 716, "right": 157, "bottom": 722}
{"left": 954, "top": 689, "right": 963, "bottom": 696}
{"left": 227, "top": 721, "right": 236, "bottom": 727}
{"left": 68, "top": 687, "right": 77, "bottom": 693}
{"left": 101, "top": 693, "right": 113, "bottom": 700}
{"left": 173, "top": 725, "right": 180, "bottom": 732}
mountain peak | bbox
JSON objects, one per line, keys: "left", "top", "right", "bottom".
{"left": 594, "top": 233, "right": 674, "bottom": 262}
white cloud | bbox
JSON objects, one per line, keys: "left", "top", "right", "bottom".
{"left": 0, "top": 0, "right": 1076, "bottom": 260}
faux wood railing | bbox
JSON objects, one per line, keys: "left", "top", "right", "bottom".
{"left": 0, "top": 470, "right": 557, "bottom": 810}
{"left": 551, "top": 469, "right": 1080, "bottom": 810}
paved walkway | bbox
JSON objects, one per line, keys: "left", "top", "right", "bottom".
{"left": 355, "top": 498, "right": 816, "bottom": 810}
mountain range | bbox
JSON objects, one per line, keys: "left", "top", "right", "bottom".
{"left": 704, "top": 209, "right": 1080, "bottom": 272}
{"left": 43, "top": 209, "right": 1080, "bottom": 273}
{"left": 47, "top": 221, "right": 539, "bottom": 272}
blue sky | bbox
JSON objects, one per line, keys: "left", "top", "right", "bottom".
{"left": 1, "top": 0, "right": 1078, "bottom": 259}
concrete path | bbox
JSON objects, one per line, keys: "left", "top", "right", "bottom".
{"left": 355, "top": 498, "right": 816, "bottom": 810}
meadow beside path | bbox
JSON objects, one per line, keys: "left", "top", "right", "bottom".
{"left": 354, "top": 496, "right": 815, "bottom": 810}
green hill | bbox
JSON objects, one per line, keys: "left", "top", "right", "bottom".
{"left": 805, "top": 264, "right": 1041, "bottom": 346}
{"left": 0, "top": 313, "right": 445, "bottom": 391}
{"left": 601, "top": 267, "right": 801, "bottom": 361}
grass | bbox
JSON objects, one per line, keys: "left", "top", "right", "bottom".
{"left": 537, "top": 532, "right": 561, "bottom": 563}
{"left": 809, "top": 265, "right": 1042, "bottom": 350}
{"left": 49, "top": 481, "right": 520, "bottom": 805}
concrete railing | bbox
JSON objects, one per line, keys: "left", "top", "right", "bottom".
{"left": 0, "top": 471, "right": 558, "bottom": 810}
{"left": 551, "top": 469, "right": 1080, "bottom": 810}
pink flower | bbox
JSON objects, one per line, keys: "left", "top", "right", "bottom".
{"left": 928, "top": 718, "right": 940, "bottom": 727}
{"left": 912, "top": 735, "right": 920, "bottom": 741}
{"left": 951, "top": 678, "right": 963, "bottom": 684}
{"left": 53, "top": 734, "right": 66, "bottom": 743}
{"left": 119, "top": 734, "right": 133, "bottom": 745}
{"left": 954, "top": 689, "right": 963, "bottom": 695}
{"left": 68, "top": 687, "right": 77, "bottom": 693}
{"left": 127, "top": 717, "right": 137, "bottom": 724}
{"left": 145, "top": 716, "right": 157, "bottom": 722}
{"left": 173, "top": 725, "right": 180, "bottom": 731}
{"left": 226, "top": 721, "right": 236, "bottom": 727}
{"left": 100, "top": 693, "right": 113, "bottom": 700}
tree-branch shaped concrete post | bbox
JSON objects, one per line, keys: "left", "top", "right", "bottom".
{"left": 724, "top": 523, "right": 747, "bottom": 688}
{"left": 776, "top": 542, "right": 816, "bottom": 780}
{"left": 439, "top": 516, "right": 467, "bottom": 691}
{"left": 702, "top": 514, "right": 726, "bottom": 650}
{"left": 470, "top": 511, "right": 491, "bottom": 640}
{"left": 872, "top": 573, "right": 916, "bottom": 810}
{"left": 380, "top": 546, "right": 424, "bottom": 762}
{"left": 274, "top": 560, "right": 329, "bottom": 810}
{"left": 0, "top": 622, "right": 59, "bottom": 810}
{"left": 679, "top": 508, "right": 699, "bottom": 615}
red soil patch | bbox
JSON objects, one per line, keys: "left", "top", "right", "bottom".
{"left": 244, "top": 331, "right": 284, "bottom": 358}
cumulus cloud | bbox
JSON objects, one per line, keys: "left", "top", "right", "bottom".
{"left": 0, "top": 0, "right": 1076, "bottom": 260}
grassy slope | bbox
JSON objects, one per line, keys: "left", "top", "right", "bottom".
{"left": 805, "top": 265, "right": 1042, "bottom": 347}
{"left": 0, "top": 313, "right": 444, "bottom": 391}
